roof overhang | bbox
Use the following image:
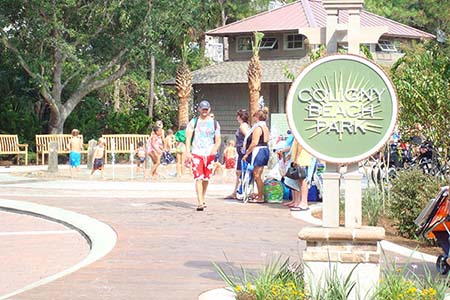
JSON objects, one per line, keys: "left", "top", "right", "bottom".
{"left": 163, "top": 57, "right": 310, "bottom": 86}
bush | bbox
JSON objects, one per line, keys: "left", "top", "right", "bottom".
{"left": 374, "top": 258, "right": 448, "bottom": 300}
{"left": 64, "top": 96, "right": 106, "bottom": 141}
{"left": 388, "top": 168, "right": 445, "bottom": 239}
{"left": 362, "top": 188, "right": 385, "bottom": 226}
{"left": 104, "top": 110, "right": 152, "bottom": 134}
{"left": 213, "top": 257, "right": 305, "bottom": 300}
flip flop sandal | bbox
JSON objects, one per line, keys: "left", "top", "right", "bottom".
{"left": 196, "top": 205, "right": 204, "bottom": 211}
{"left": 248, "top": 195, "right": 264, "bottom": 203}
{"left": 290, "top": 207, "right": 310, "bottom": 211}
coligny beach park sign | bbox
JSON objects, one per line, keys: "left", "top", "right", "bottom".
{"left": 286, "top": 55, "right": 398, "bottom": 164}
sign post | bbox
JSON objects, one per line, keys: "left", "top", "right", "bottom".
{"left": 286, "top": 54, "right": 398, "bottom": 299}
{"left": 286, "top": 54, "right": 398, "bottom": 226}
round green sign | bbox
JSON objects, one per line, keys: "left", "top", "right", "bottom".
{"left": 286, "top": 55, "right": 398, "bottom": 163}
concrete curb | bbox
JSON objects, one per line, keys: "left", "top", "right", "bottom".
{"left": 0, "top": 199, "right": 117, "bottom": 300}
{"left": 198, "top": 288, "right": 235, "bottom": 300}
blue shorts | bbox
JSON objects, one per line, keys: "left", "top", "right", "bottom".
{"left": 69, "top": 151, "right": 81, "bottom": 167}
{"left": 236, "top": 153, "right": 245, "bottom": 171}
{"left": 248, "top": 146, "right": 269, "bottom": 167}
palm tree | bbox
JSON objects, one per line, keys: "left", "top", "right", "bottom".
{"left": 247, "top": 31, "right": 264, "bottom": 124}
{"left": 176, "top": 41, "right": 193, "bottom": 128}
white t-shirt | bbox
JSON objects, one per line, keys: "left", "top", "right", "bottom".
{"left": 187, "top": 117, "right": 220, "bottom": 156}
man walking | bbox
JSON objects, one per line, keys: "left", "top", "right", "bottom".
{"left": 185, "top": 100, "right": 221, "bottom": 211}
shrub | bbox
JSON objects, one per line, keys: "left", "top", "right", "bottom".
{"left": 374, "top": 258, "right": 448, "bottom": 300}
{"left": 215, "top": 255, "right": 449, "bottom": 300}
{"left": 362, "top": 188, "right": 385, "bottom": 226}
{"left": 213, "top": 257, "right": 305, "bottom": 300}
{"left": 104, "top": 110, "right": 152, "bottom": 134}
{"left": 388, "top": 168, "right": 445, "bottom": 239}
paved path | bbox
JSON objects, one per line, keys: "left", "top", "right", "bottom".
{"left": 0, "top": 166, "right": 310, "bottom": 300}
{"left": 0, "top": 165, "right": 438, "bottom": 300}
{"left": 0, "top": 210, "right": 89, "bottom": 297}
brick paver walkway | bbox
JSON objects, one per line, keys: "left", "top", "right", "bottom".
{"left": 0, "top": 166, "right": 309, "bottom": 300}
{"left": 0, "top": 165, "right": 437, "bottom": 300}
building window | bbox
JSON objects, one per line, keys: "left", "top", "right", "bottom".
{"left": 259, "top": 37, "right": 278, "bottom": 50}
{"left": 376, "top": 40, "right": 397, "bottom": 52}
{"left": 284, "top": 34, "right": 304, "bottom": 50}
{"left": 237, "top": 36, "right": 252, "bottom": 52}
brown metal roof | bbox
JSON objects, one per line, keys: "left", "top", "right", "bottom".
{"left": 163, "top": 57, "right": 310, "bottom": 85}
{"left": 207, "top": 0, "right": 434, "bottom": 39}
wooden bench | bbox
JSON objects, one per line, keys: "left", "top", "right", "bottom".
{"left": 35, "top": 134, "right": 86, "bottom": 165}
{"left": 101, "top": 134, "right": 149, "bottom": 156}
{"left": 0, "top": 135, "right": 28, "bottom": 165}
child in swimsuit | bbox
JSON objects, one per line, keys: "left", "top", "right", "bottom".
{"left": 68, "top": 129, "right": 83, "bottom": 178}
{"left": 91, "top": 137, "right": 106, "bottom": 179}
{"left": 136, "top": 141, "right": 147, "bottom": 179}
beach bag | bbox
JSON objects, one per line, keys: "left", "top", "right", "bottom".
{"left": 285, "top": 163, "right": 306, "bottom": 180}
{"left": 161, "top": 151, "right": 175, "bottom": 165}
{"left": 263, "top": 178, "right": 284, "bottom": 203}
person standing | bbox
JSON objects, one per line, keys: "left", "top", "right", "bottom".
{"left": 224, "top": 109, "right": 250, "bottom": 199}
{"left": 148, "top": 125, "right": 164, "bottom": 179}
{"left": 242, "top": 107, "right": 270, "bottom": 203}
{"left": 135, "top": 141, "right": 147, "bottom": 179}
{"left": 68, "top": 129, "right": 83, "bottom": 178}
{"left": 185, "top": 100, "right": 221, "bottom": 211}
{"left": 286, "top": 139, "right": 313, "bottom": 211}
{"left": 91, "top": 137, "right": 106, "bottom": 179}
{"left": 175, "top": 124, "right": 187, "bottom": 178}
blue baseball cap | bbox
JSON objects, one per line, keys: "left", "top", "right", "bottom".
{"left": 199, "top": 100, "right": 211, "bottom": 110}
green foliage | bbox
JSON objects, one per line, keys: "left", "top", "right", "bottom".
{"left": 360, "top": 44, "right": 374, "bottom": 60}
{"left": 362, "top": 188, "right": 385, "bottom": 226}
{"left": 64, "top": 96, "right": 105, "bottom": 141}
{"left": 309, "top": 264, "right": 357, "bottom": 300}
{"left": 364, "top": 0, "right": 449, "bottom": 35}
{"left": 388, "top": 168, "right": 445, "bottom": 239}
{"left": 0, "top": 0, "right": 152, "bottom": 132}
{"left": 215, "top": 254, "right": 450, "bottom": 300}
{"left": 0, "top": 101, "right": 40, "bottom": 148}
{"left": 251, "top": 31, "right": 265, "bottom": 56}
{"left": 374, "top": 258, "right": 448, "bottom": 300}
{"left": 213, "top": 257, "right": 305, "bottom": 300}
{"left": 391, "top": 42, "right": 450, "bottom": 161}
{"left": 309, "top": 45, "right": 326, "bottom": 61}
{"left": 104, "top": 110, "right": 152, "bottom": 134}
{"left": 0, "top": 52, "right": 42, "bottom": 148}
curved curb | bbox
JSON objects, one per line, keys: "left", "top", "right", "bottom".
{"left": 198, "top": 287, "right": 235, "bottom": 300}
{"left": 0, "top": 198, "right": 117, "bottom": 300}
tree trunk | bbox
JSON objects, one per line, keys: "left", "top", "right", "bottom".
{"left": 178, "top": 96, "right": 189, "bottom": 128}
{"left": 47, "top": 102, "right": 65, "bottom": 133}
{"left": 113, "top": 79, "right": 121, "bottom": 112}
{"left": 248, "top": 55, "right": 262, "bottom": 125}
{"left": 148, "top": 54, "right": 155, "bottom": 118}
{"left": 175, "top": 62, "right": 192, "bottom": 128}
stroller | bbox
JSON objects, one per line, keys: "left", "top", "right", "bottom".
{"left": 415, "top": 186, "right": 450, "bottom": 274}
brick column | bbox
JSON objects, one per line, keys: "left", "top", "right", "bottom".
{"left": 299, "top": 226, "right": 385, "bottom": 300}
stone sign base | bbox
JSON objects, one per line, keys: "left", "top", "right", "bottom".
{"left": 299, "top": 226, "right": 385, "bottom": 300}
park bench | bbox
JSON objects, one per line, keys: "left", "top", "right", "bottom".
{"left": 0, "top": 135, "right": 28, "bottom": 165}
{"left": 101, "top": 134, "right": 149, "bottom": 158}
{"left": 35, "top": 134, "right": 86, "bottom": 165}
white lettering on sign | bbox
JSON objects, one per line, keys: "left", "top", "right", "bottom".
{"left": 298, "top": 88, "right": 385, "bottom": 103}
{"left": 299, "top": 88, "right": 384, "bottom": 140}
